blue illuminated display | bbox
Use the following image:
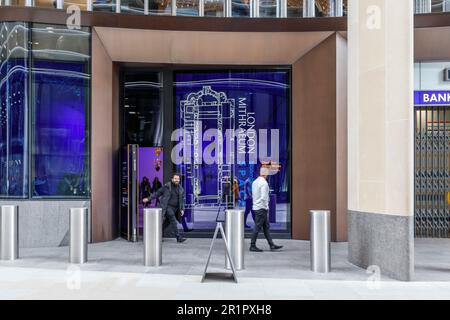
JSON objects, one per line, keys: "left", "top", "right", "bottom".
{"left": 175, "top": 70, "right": 291, "bottom": 231}
{"left": 0, "top": 22, "right": 29, "bottom": 198}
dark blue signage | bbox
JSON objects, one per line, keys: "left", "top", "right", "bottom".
{"left": 415, "top": 91, "right": 450, "bottom": 106}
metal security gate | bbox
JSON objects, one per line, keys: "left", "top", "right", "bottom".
{"left": 414, "top": 107, "right": 450, "bottom": 238}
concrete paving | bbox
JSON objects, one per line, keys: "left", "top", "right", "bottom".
{"left": 0, "top": 238, "right": 449, "bottom": 299}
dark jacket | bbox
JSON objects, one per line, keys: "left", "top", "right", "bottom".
{"left": 151, "top": 182, "right": 185, "bottom": 221}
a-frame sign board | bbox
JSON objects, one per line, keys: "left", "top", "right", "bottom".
{"left": 201, "top": 222, "right": 238, "bottom": 283}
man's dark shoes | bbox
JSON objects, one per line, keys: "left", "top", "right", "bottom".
{"left": 184, "top": 228, "right": 194, "bottom": 232}
{"left": 249, "top": 245, "right": 263, "bottom": 252}
{"left": 177, "top": 237, "right": 187, "bottom": 243}
{"left": 270, "top": 244, "right": 283, "bottom": 251}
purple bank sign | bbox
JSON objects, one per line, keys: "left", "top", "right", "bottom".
{"left": 415, "top": 91, "right": 450, "bottom": 106}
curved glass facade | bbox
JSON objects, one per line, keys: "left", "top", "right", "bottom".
{"left": 0, "top": 22, "right": 29, "bottom": 198}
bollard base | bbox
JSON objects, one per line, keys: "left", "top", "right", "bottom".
{"left": 202, "top": 272, "right": 236, "bottom": 283}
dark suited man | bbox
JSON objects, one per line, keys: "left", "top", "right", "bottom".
{"left": 143, "top": 173, "right": 187, "bottom": 243}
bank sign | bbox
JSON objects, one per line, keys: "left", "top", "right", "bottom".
{"left": 415, "top": 91, "right": 450, "bottom": 106}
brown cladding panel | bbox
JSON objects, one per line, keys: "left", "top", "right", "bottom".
{"left": 91, "top": 29, "right": 115, "bottom": 242}
{"left": 292, "top": 34, "right": 338, "bottom": 240}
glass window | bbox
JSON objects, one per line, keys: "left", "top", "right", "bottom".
{"left": 0, "top": 22, "right": 29, "bottom": 198}
{"left": 315, "top": 0, "right": 328, "bottom": 17}
{"left": 93, "top": 0, "right": 116, "bottom": 12}
{"left": 287, "top": 0, "right": 303, "bottom": 17}
{"left": 31, "top": 24, "right": 90, "bottom": 198}
{"left": 204, "top": 0, "right": 224, "bottom": 16}
{"left": 64, "top": 0, "right": 89, "bottom": 10}
{"left": 176, "top": 0, "right": 199, "bottom": 16}
{"left": 9, "top": 0, "right": 27, "bottom": 6}
{"left": 259, "top": 0, "right": 277, "bottom": 17}
{"left": 120, "top": 0, "right": 145, "bottom": 13}
{"left": 232, "top": 0, "right": 250, "bottom": 16}
{"left": 148, "top": 0, "right": 172, "bottom": 15}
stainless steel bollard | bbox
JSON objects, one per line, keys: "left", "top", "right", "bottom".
{"left": 69, "top": 208, "right": 88, "bottom": 264}
{"left": 310, "top": 210, "right": 331, "bottom": 273}
{"left": 225, "top": 209, "right": 245, "bottom": 270}
{"left": 144, "top": 208, "right": 162, "bottom": 267}
{"left": 0, "top": 205, "right": 19, "bottom": 260}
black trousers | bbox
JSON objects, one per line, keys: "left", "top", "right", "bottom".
{"left": 163, "top": 206, "right": 180, "bottom": 239}
{"left": 251, "top": 209, "right": 274, "bottom": 246}
{"left": 244, "top": 198, "right": 255, "bottom": 225}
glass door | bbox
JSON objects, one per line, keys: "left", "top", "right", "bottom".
{"left": 120, "top": 144, "right": 139, "bottom": 241}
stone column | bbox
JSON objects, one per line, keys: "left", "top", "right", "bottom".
{"left": 347, "top": 0, "right": 414, "bottom": 281}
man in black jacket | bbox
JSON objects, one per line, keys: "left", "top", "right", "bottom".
{"left": 143, "top": 173, "right": 187, "bottom": 243}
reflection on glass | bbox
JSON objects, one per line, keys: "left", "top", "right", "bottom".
{"left": 315, "top": 0, "right": 328, "bottom": 17}
{"left": 260, "top": 0, "right": 277, "bottom": 17}
{"left": 0, "top": 22, "right": 29, "bottom": 198}
{"left": 121, "top": 0, "right": 145, "bottom": 13}
{"left": 31, "top": 24, "right": 91, "bottom": 198}
{"left": 35, "top": 0, "right": 57, "bottom": 8}
{"left": 176, "top": 0, "right": 199, "bottom": 16}
{"left": 287, "top": 0, "right": 303, "bottom": 17}
{"left": 8, "top": 0, "right": 27, "bottom": 5}
{"left": 204, "top": 0, "right": 224, "bottom": 16}
{"left": 122, "top": 72, "right": 163, "bottom": 146}
{"left": 149, "top": 0, "right": 172, "bottom": 15}
{"left": 174, "top": 70, "right": 291, "bottom": 232}
{"left": 93, "top": 0, "right": 116, "bottom": 12}
{"left": 232, "top": 0, "right": 250, "bottom": 16}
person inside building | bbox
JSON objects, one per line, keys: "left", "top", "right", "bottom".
{"left": 140, "top": 176, "right": 152, "bottom": 208}
{"left": 143, "top": 173, "right": 187, "bottom": 243}
{"left": 250, "top": 167, "right": 283, "bottom": 252}
{"left": 152, "top": 176, "right": 162, "bottom": 206}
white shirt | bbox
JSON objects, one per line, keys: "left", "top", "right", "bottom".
{"left": 252, "top": 176, "right": 269, "bottom": 211}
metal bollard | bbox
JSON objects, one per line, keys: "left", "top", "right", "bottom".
{"left": 69, "top": 208, "right": 88, "bottom": 264}
{"left": 310, "top": 210, "right": 331, "bottom": 273}
{"left": 144, "top": 208, "right": 162, "bottom": 267}
{"left": 0, "top": 205, "right": 19, "bottom": 260}
{"left": 225, "top": 209, "right": 245, "bottom": 270}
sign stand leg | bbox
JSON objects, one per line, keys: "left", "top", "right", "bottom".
{"left": 201, "top": 222, "right": 238, "bottom": 283}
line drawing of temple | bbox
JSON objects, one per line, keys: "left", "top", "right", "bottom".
{"left": 179, "top": 86, "right": 236, "bottom": 212}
